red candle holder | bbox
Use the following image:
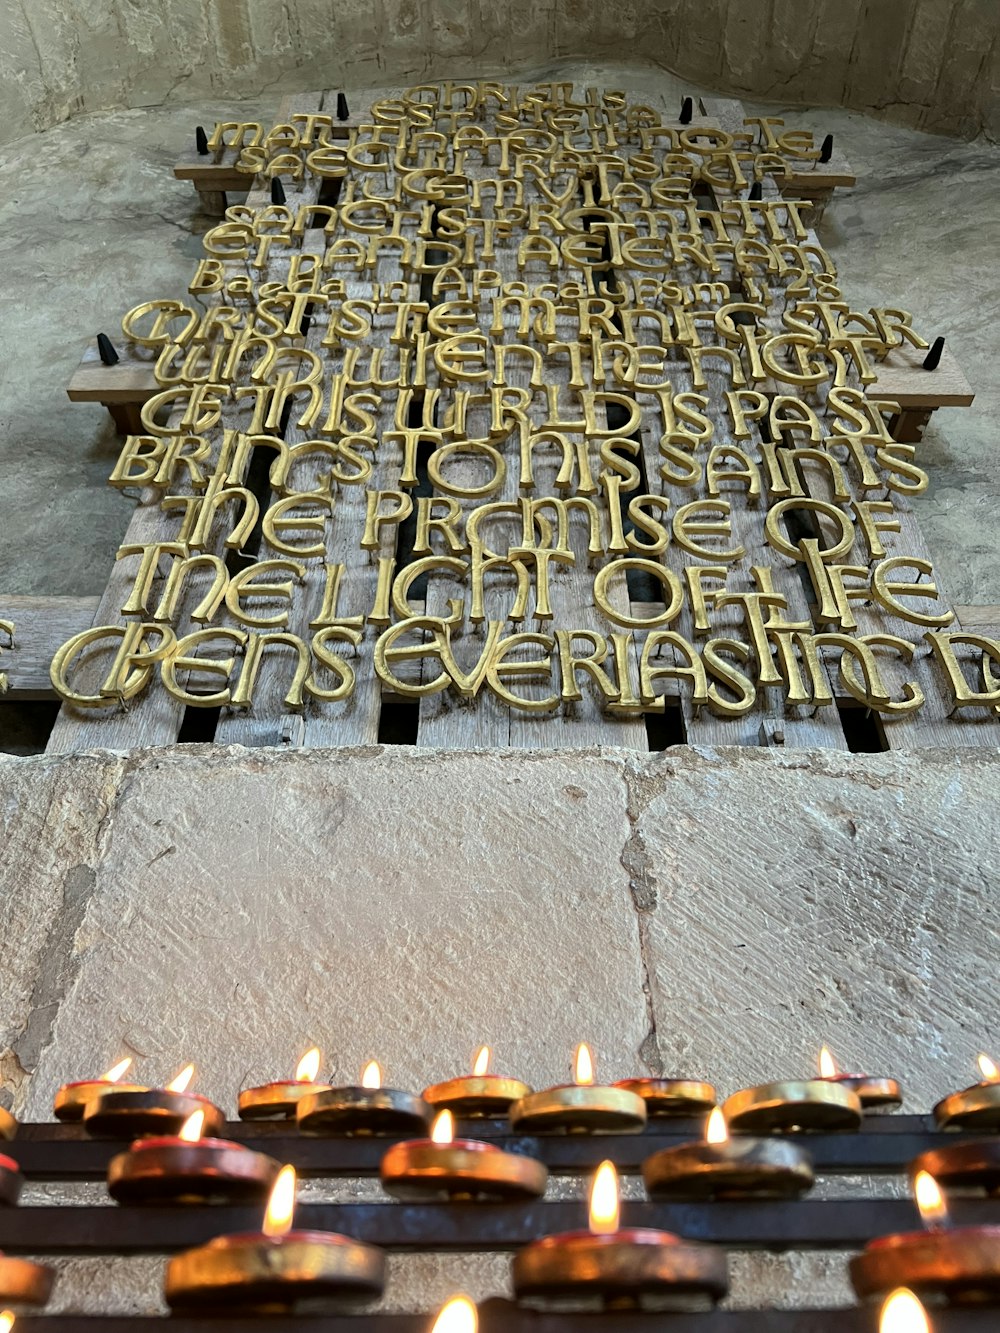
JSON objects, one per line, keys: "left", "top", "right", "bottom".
{"left": 108, "top": 1135, "right": 280, "bottom": 1205}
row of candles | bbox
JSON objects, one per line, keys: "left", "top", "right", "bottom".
{"left": 0, "top": 1044, "right": 997, "bottom": 1328}
{"left": 35, "top": 1044, "right": 1000, "bottom": 1135}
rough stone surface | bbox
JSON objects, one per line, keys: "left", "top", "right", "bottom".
{"left": 628, "top": 745, "right": 1000, "bottom": 1101}
{"left": 2, "top": 743, "right": 999, "bottom": 1312}
{"left": 1, "top": 3, "right": 997, "bottom": 145}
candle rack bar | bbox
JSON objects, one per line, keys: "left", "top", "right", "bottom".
{"left": 10, "top": 1308, "right": 997, "bottom": 1333}
{"left": 0, "top": 1198, "right": 996, "bottom": 1255}
{"left": 9, "top": 1117, "right": 980, "bottom": 1180}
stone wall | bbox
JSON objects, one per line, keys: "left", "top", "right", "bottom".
{"left": 1, "top": 0, "right": 997, "bottom": 146}
{"left": 2, "top": 742, "right": 999, "bottom": 1311}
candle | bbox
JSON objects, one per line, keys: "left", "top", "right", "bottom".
{"left": 643, "top": 1106, "right": 814, "bottom": 1200}
{"left": 723, "top": 1075, "right": 863, "bottom": 1133}
{"left": 0, "top": 1114, "right": 12, "bottom": 1146}
{"left": 238, "top": 1046, "right": 332, "bottom": 1120}
{"left": 509, "top": 1044, "right": 647, "bottom": 1134}
{"left": 816, "top": 1045, "right": 902, "bottom": 1111}
{"left": 512, "top": 1160, "right": 728, "bottom": 1309}
{"left": 297, "top": 1061, "right": 432, "bottom": 1137}
{"left": 381, "top": 1109, "right": 548, "bottom": 1201}
{"left": 83, "top": 1063, "right": 226, "bottom": 1140}
{"left": 165, "top": 1163, "right": 385, "bottom": 1311}
{"left": 934, "top": 1053, "right": 1000, "bottom": 1130}
{"left": 54, "top": 1057, "right": 145, "bottom": 1122}
{"left": 911, "top": 1138, "right": 1000, "bottom": 1198}
{"left": 0, "top": 1250, "right": 53, "bottom": 1309}
{"left": 424, "top": 1045, "right": 532, "bottom": 1118}
{"left": 432, "top": 1295, "right": 477, "bottom": 1331}
{"left": 108, "top": 1109, "right": 281, "bottom": 1205}
{"left": 0, "top": 1155, "right": 23, "bottom": 1209}
{"left": 613, "top": 1074, "right": 717, "bottom": 1119}
{"left": 850, "top": 1169, "right": 1000, "bottom": 1304}
{"left": 880, "top": 1288, "right": 931, "bottom": 1333}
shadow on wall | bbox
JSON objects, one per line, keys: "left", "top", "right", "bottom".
{"left": 2, "top": 0, "right": 997, "bottom": 146}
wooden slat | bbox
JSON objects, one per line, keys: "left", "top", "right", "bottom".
{"left": 0, "top": 596, "right": 99, "bottom": 698}
{"left": 869, "top": 341, "right": 975, "bottom": 409}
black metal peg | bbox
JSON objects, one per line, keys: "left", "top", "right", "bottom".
{"left": 97, "top": 333, "right": 120, "bottom": 367}
{"left": 820, "top": 133, "right": 834, "bottom": 163}
{"left": 337, "top": 93, "right": 349, "bottom": 122}
{"left": 270, "top": 177, "right": 287, "bottom": 206}
{"left": 923, "top": 336, "right": 945, "bottom": 370}
{"left": 679, "top": 97, "right": 694, "bottom": 125}
{"left": 749, "top": 181, "right": 763, "bottom": 201}
{"left": 195, "top": 126, "right": 209, "bottom": 156}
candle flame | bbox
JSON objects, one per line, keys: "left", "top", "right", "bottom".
{"left": 431, "top": 1296, "right": 477, "bottom": 1333}
{"left": 473, "top": 1046, "right": 491, "bottom": 1077}
{"left": 913, "top": 1170, "right": 949, "bottom": 1230}
{"left": 431, "top": 1110, "right": 455, "bottom": 1145}
{"left": 101, "top": 1057, "right": 132, "bottom": 1084}
{"left": 589, "top": 1160, "right": 620, "bottom": 1236}
{"left": 880, "top": 1288, "right": 930, "bottom": 1333}
{"left": 166, "top": 1064, "right": 195, "bottom": 1094}
{"left": 262, "top": 1164, "right": 297, "bottom": 1239}
{"left": 705, "top": 1107, "right": 729, "bottom": 1145}
{"left": 0, "top": 1311, "right": 14, "bottom": 1333}
{"left": 977, "top": 1053, "right": 999, "bottom": 1084}
{"left": 361, "top": 1060, "right": 382, "bottom": 1090}
{"left": 178, "top": 1110, "right": 205, "bottom": 1143}
{"left": 574, "top": 1043, "right": 594, "bottom": 1087}
{"left": 818, "top": 1046, "right": 837, "bottom": 1079}
{"left": 295, "top": 1047, "right": 321, "bottom": 1083}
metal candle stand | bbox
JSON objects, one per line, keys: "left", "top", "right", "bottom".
{"left": 0, "top": 1116, "right": 997, "bottom": 1328}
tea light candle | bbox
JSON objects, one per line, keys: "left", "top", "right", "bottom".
{"left": 165, "top": 1164, "right": 385, "bottom": 1312}
{"left": 613, "top": 1077, "right": 716, "bottom": 1119}
{"left": 934, "top": 1054, "right": 1000, "bottom": 1130}
{"left": 54, "top": 1057, "right": 144, "bottom": 1122}
{"left": 424, "top": 1046, "right": 531, "bottom": 1118}
{"left": 850, "top": 1170, "right": 1000, "bottom": 1304}
{"left": 0, "top": 1252, "right": 53, "bottom": 1309}
{"left": 643, "top": 1107, "right": 814, "bottom": 1200}
{"left": 722, "top": 1077, "right": 862, "bottom": 1133}
{"left": 912, "top": 1139, "right": 1000, "bottom": 1198}
{"left": 0, "top": 1157, "right": 23, "bottom": 1209}
{"left": 817, "top": 1045, "right": 902, "bottom": 1111}
{"left": 238, "top": 1047, "right": 331, "bottom": 1121}
{"left": 83, "top": 1063, "right": 226, "bottom": 1140}
{"left": 512, "top": 1160, "right": 727, "bottom": 1309}
{"left": 108, "top": 1110, "right": 281, "bottom": 1205}
{"left": 509, "top": 1045, "right": 647, "bottom": 1134}
{"left": 0, "top": 1113, "right": 13, "bottom": 1144}
{"left": 297, "top": 1061, "right": 432, "bottom": 1137}
{"left": 381, "top": 1109, "right": 548, "bottom": 1202}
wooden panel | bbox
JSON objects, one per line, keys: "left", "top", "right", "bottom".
{"left": 0, "top": 597, "right": 99, "bottom": 698}
{"left": 869, "top": 341, "right": 975, "bottom": 410}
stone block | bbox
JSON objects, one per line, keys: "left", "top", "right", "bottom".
{"left": 22, "top": 745, "right": 647, "bottom": 1117}
{"left": 628, "top": 746, "right": 1000, "bottom": 1105}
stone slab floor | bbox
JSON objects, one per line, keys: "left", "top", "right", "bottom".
{"left": 0, "top": 60, "right": 997, "bottom": 608}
